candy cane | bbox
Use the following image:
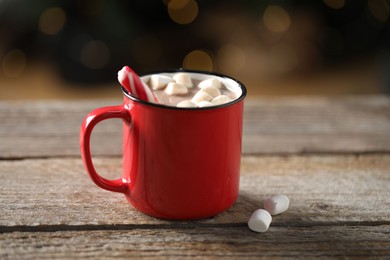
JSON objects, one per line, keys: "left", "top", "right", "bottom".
{"left": 117, "top": 66, "right": 158, "bottom": 103}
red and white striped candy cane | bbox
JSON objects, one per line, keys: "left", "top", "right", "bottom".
{"left": 117, "top": 66, "right": 158, "bottom": 103}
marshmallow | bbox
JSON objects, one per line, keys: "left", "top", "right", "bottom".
{"left": 197, "top": 101, "right": 213, "bottom": 107}
{"left": 212, "top": 95, "right": 232, "bottom": 105}
{"left": 264, "top": 195, "right": 290, "bottom": 215}
{"left": 198, "top": 78, "right": 222, "bottom": 89}
{"left": 248, "top": 209, "right": 272, "bottom": 233}
{"left": 200, "top": 86, "right": 221, "bottom": 98}
{"left": 150, "top": 75, "right": 172, "bottom": 90}
{"left": 191, "top": 91, "right": 213, "bottom": 104}
{"left": 173, "top": 73, "right": 193, "bottom": 88}
{"left": 165, "top": 82, "right": 188, "bottom": 95}
{"left": 177, "top": 100, "right": 197, "bottom": 108}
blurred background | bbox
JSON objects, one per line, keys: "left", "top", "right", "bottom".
{"left": 0, "top": 0, "right": 389, "bottom": 100}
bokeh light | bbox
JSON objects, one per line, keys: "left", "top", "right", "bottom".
{"left": 2, "top": 49, "right": 27, "bottom": 78}
{"left": 80, "top": 41, "right": 110, "bottom": 69}
{"left": 183, "top": 49, "right": 213, "bottom": 71}
{"left": 39, "top": 7, "right": 67, "bottom": 35}
{"left": 168, "top": 0, "right": 199, "bottom": 25}
{"left": 263, "top": 5, "right": 291, "bottom": 33}
{"left": 217, "top": 44, "right": 246, "bottom": 75}
{"left": 323, "top": 0, "right": 345, "bottom": 10}
{"left": 368, "top": 0, "right": 390, "bottom": 22}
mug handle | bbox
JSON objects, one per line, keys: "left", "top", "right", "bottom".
{"left": 80, "top": 105, "right": 131, "bottom": 194}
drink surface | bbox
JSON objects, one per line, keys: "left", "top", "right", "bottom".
{"left": 141, "top": 72, "right": 242, "bottom": 108}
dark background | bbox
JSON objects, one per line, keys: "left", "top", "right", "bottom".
{"left": 1, "top": 0, "right": 389, "bottom": 99}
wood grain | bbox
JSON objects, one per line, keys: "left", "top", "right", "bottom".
{"left": 0, "top": 96, "right": 389, "bottom": 158}
{"left": 1, "top": 226, "right": 389, "bottom": 259}
{"left": 1, "top": 98, "right": 389, "bottom": 259}
{"left": 1, "top": 155, "right": 389, "bottom": 228}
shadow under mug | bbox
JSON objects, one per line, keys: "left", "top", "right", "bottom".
{"left": 80, "top": 70, "right": 247, "bottom": 220}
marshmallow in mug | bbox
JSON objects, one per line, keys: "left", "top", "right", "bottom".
{"left": 141, "top": 72, "right": 241, "bottom": 108}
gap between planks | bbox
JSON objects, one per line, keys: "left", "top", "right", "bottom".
{"left": 2, "top": 221, "right": 390, "bottom": 234}
{"left": 1, "top": 151, "right": 390, "bottom": 161}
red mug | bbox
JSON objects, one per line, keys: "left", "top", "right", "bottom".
{"left": 80, "top": 70, "right": 247, "bottom": 220}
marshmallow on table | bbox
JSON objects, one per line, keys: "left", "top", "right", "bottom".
{"left": 173, "top": 73, "right": 193, "bottom": 88}
{"left": 177, "top": 100, "right": 197, "bottom": 108}
{"left": 150, "top": 75, "right": 172, "bottom": 90}
{"left": 198, "top": 78, "right": 222, "bottom": 89}
{"left": 212, "top": 95, "right": 232, "bottom": 105}
{"left": 264, "top": 195, "right": 290, "bottom": 215}
{"left": 165, "top": 82, "right": 188, "bottom": 95}
{"left": 248, "top": 209, "right": 272, "bottom": 233}
{"left": 191, "top": 91, "right": 213, "bottom": 104}
{"left": 200, "top": 86, "right": 221, "bottom": 98}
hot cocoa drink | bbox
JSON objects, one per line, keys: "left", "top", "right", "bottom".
{"left": 141, "top": 72, "right": 242, "bottom": 108}
{"left": 81, "top": 68, "right": 247, "bottom": 220}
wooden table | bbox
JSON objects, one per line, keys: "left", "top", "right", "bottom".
{"left": 1, "top": 96, "right": 389, "bottom": 259}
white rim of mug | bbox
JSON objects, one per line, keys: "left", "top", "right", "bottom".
{"left": 121, "top": 69, "right": 247, "bottom": 110}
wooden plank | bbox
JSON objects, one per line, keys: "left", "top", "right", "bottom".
{"left": 0, "top": 99, "right": 123, "bottom": 158}
{"left": 1, "top": 226, "right": 389, "bottom": 258}
{"left": 0, "top": 96, "right": 389, "bottom": 158}
{"left": 1, "top": 155, "right": 389, "bottom": 228}
{"left": 243, "top": 96, "right": 390, "bottom": 154}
